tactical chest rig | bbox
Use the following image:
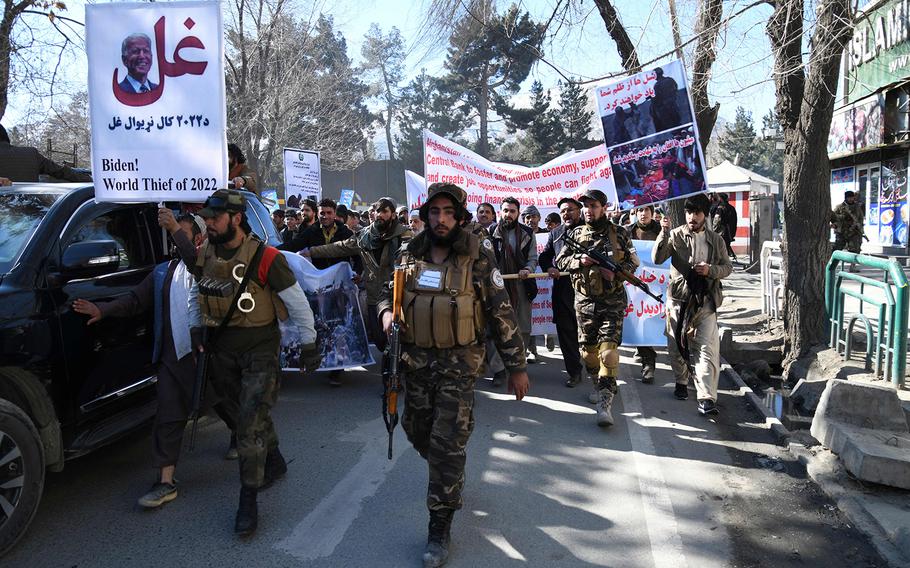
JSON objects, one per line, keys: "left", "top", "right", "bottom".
{"left": 572, "top": 223, "right": 625, "bottom": 297}
{"left": 195, "top": 234, "right": 288, "bottom": 328}
{"left": 399, "top": 235, "right": 486, "bottom": 349}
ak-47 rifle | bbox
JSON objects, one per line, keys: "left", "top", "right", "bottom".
{"left": 188, "top": 327, "right": 209, "bottom": 451}
{"left": 381, "top": 268, "right": 406, "bottom": 460}
{"left": 560, "top": 231, "right": 664, "bottom": 304}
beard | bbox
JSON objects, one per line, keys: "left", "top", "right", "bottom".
{"left": 428, "top": 224, "right": 462, "bottom": 246}
{"left": 500, "top": 218, "right": 516, "bottom": 230}
{"left": 208, "top": 223, "right": 236, "bottom": 245}
{"left": 374, "top": 217, "right": 394, "bottom": 233}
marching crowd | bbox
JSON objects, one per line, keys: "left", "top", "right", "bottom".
{"left": 1, "top": 133, "right": 741, "bottom": 568}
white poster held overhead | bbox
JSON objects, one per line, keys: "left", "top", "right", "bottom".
{"left": 87, "top": 1, "right": 227, "bottom": 203}
{"left": 594, "top": 59, "right": 709, "bottom": 210}
{"left": 283, "top": 148, "right": 321, "bottom": 206}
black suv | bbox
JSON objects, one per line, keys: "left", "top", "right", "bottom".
{"left": 0, "top": 183, "right": 280, "bottom": 555}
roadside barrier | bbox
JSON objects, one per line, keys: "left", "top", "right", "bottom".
{"left": 760, "top": 241, "right": 784, "bottom": 319}
{"left": 825, "top": 251, "right": 908, "bottom": 387}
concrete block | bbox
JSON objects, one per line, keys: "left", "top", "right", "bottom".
{"left": 790, "top": 379, "right": 828, "bottom": 412}
{"left": 805, "top": 348, "right": 867, "bottom": 383}
{"left": 811, "top": 380, "right": 909, "bottom": 447}
{"left": 836, "top": 426, "right": 910, "bottom": 490}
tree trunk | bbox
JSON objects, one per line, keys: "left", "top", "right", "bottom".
{"left": 384, "top": 110, "right": 395, "bottom": 161}
{"left": 478, "top": 65, "right": 490, "bottom": 158}
{"left": 592, "top": 0, "right": 641, "bottom": 71}
{"left": 766, "top": 0, "right": 853, "bottom": 372}
{"left": 0, "top": 14, "right": 18, "bottom": 122}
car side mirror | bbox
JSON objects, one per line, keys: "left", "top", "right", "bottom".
{"left": 61, "top": 240, "right": 121, "bottom": 279}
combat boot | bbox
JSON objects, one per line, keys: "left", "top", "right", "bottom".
{"left": 423, "top": 509, "right": 454, "bottom": 568}
{"left": 234, "top": 486, "right": 258, "bottom": 537}
{"left": 596, "top": 389, "right": 615, "bottom": 427}
{"left": 262, "top": 447, "right": 288, "bottom": 489}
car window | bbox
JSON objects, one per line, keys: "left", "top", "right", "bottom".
{"left": 66, "top": 208, "right": 151, "bottom": 271}
{"left": 0, "top": 191, "right": 63, "bottom": 274}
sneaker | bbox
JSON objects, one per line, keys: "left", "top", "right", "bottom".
{"left": 138, "top": 481, "right": 178, "bottom": 509}
{"left": 641, "top": 364, "right": 655, "bottom": 384}
{"left": 564, "top": 374, "right": 582, "bottom": 388}
{"left": 596, "top": 390, "right": 615, "bottom": 427}
{"left": 225, "top": 434, "right": 239, "bottom": 460}
{"left": 526, "top": 351, "right": 537, "bottom": 364}
{"left": 674, "top": 383, "right": 689, "bottom": 400}
{"left": 698, "top": 399, "right": 719, "bottom": 416}
{"left": 546, "top": 336, "right": 555, "bottom": 352}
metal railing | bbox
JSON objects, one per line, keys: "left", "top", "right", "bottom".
{"left": 761, "top": 241, "right": 784, "bottom": 319}
{"left": 825, "top": 251, "right": 908, "bottom": 387}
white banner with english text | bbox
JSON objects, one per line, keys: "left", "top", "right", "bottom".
{"left": 87, "top": 1, "right": 227, "bottom": 202}
{"left": 423, "top": 131, "right": 617, "bottom": 218}
{"left": 406, "top": 169, "right": 427, "bottom": 210}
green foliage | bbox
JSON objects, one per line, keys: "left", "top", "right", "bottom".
{"left": 441, "top": 3, "right": 545, "bottom": 157}
{"left": 555, "top": 79, "right": 598, "bottom": 152}
{"left": 717, "top": 106, "right": 760, "bottom": 169}
{"left": 753, "top": 110, "right": 784, "bottom": 183}
{"left": 396, "top": 70, "right": 470, "bottom": 174}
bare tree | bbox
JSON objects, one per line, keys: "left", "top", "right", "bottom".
{"left": 0, "top": 1, "right": 82, "bottom": 121}
{"left": 361, "top": 24, "right": 405, "bottom": 161}
{"left": 11, "top": 89, "right": 90, "bottom": 167}
{"left": 766, "top": 0, "right": 853, "bottom": 372}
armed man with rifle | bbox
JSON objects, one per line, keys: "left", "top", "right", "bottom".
{"left": 555, "top": 189, "right": 642, "bottom": 428}
{"left": 653, "top": 193, "right": 732, "bottom": 417}
{"left": 378, "top": 182, "right": 529, "bottom": 568}
{"left": 73, "top": 210, "right": 216, "bottom": 509}
{"left": 830, "top": 190, "right": 866, "bottom": 254}
{"left": 194, "top": 189, "right": 321, "bottom": 537}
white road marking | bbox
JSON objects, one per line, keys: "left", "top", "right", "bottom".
{"left": 621, "top": 379, "right": 690, "bottom": 568}
{"left": 275, "top": 417, "right": 407, "bottom": 560}
{"left": 481, "top": 529, "right": 527, "bottom": 561}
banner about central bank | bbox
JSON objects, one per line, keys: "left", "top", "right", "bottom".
{"left": 86, "top": 2, "right": 227, "bottom": 202}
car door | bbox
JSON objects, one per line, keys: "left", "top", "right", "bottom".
{"left": 53, "top": 201, "right": 160, "bottom": 422}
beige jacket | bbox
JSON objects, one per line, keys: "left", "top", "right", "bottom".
{"left": 652, "top": 223, "right": 732, "bottom": 308}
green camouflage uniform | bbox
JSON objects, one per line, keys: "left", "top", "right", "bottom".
{"left": 830, "top": 201, "right": 864, "bottom": 253}
{"left": 555, "top": 216, "right": 640, "bottom": 393}
{"left": 378, "top": 229, "right": 526, "bottom": 513}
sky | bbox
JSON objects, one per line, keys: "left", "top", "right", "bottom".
{"left": 6, "top": 0, "right": 780, "bottom": 138}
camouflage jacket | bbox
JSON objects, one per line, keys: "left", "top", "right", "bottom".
{"left": 554, "top": 217, "right": 640, "bottom": 300}
{"left": 309, "top": 222, "right": 411, "bottom": 305}
{"left": 377, "top": 229, "right": 527, "bottom": 373}
{"left": 830, "top": 202, "right": 864, "bottom": 238}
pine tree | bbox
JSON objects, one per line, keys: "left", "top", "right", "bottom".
{"left": 396, "top": 70, "right": 470, "bottom": 174}
{"left": 555, "top": 79, "right": 597, "bottom": 152}
{"left": 442, "top": 3, "right": 545, "bottom": 158}
{"left": 717, "top": 107, "right": 760, "bottom": 169}
{"left": 524, "top": 81, "right": 561, "bottom": 163}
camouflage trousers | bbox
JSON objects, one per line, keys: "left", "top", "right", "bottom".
{"left": 401, "top": 345, "right": 483, "bottom": 513}
{"left": 575, "top": 292, "right": 626, "bottom": 392}
{"left": 833, "top": 233, "right": 862, "bottom": 254}
{"left": 209, "top": 347, "right": 281, "bottom": 488}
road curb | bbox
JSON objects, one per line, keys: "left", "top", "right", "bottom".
{"left": 722, "top": 359, "right": 909, "bottom": 568}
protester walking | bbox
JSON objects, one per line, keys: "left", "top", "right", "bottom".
{"left": 194, "top": 189, "right": 320, "bottom": 536}
{"left": 556, "top": 189, "right": 640, "bottom": 427}
{"left": 379, "top": 182, "right": 529, "bottom": 568}
{"left": 653, "top": 193, "right": 732, "bottom": 416}
{"left": 490, "top": 197, "right": 539, "bottom": 364}
{"left": 73, "top": 210, "right": 209, "bottom": 509}
{"left": 538, "top": 197, "right": 584, "bottom": 387}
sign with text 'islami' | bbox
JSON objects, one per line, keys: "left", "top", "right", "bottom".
{"left": 87, "top": 1, "right": 227, "bottom": 202}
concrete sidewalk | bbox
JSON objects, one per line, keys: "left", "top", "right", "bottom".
{"left": 717, "top": 268, "right": 910, "bottom": 565}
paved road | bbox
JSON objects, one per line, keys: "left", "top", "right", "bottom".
{"left": 5, "top": 346, "right": 886, "bottom": 567}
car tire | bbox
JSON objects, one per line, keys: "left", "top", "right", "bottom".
{"left": 0, "top": 398, "right": 44, "bottom": 558}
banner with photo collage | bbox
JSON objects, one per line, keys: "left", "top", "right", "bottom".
{"left": 593, "top": 59, "right": 709, "bottom": 210}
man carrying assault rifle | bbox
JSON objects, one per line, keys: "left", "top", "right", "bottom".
{"left": 378, "top": 182, "right": 529, "bottom": 568}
